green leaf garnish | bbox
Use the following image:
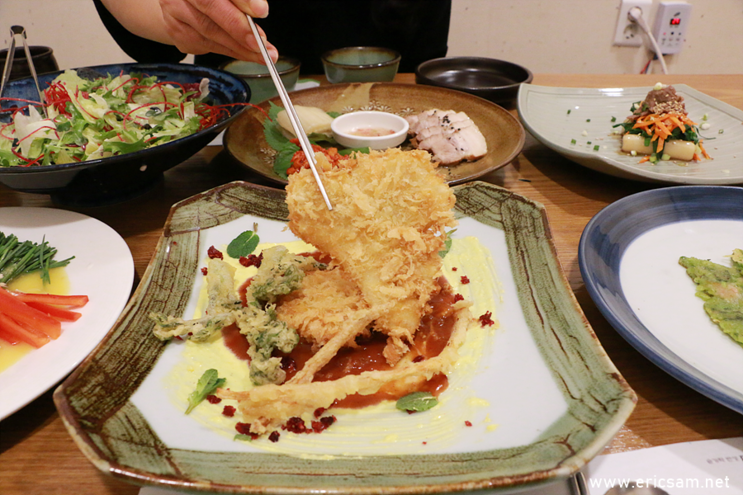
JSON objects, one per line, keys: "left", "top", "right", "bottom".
{"left": 185, "top": 369, "right": 225, "bottom": 414}
{"left": 273, "top": 146, "right": 300, "bottom": 179}
{"left": 396, "top": 392, "right": 438, "bottom": 413}
{"left": 338, "top": 147, "right": 371, "bottom": 156}
{"left": 226, "top": 230, "right": 260, "bottom": 259}
{"left": 438, "top": 229, "right": 456, "bottom": 259}
{"left": 234, "top": 434, "right": 254, "bottom": 442}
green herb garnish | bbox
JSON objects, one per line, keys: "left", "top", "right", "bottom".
{"left": 396, "top": 392, "right": 438, "bottom": 413}
{"left": 567, "top": 109, "right": 571, "bottom": 115}
{"left": 186, "top": 369, "right": 225, "bottom": 414}
{"left": 234, "top": 434, "right": 254, "bottom": 442}
{"left": 610, "top": 116, "right": 617, "bottom": 122}
{"left": 570, "top": 138, "right": 577, "bottom": 145}
{"left": 226, "top": 230, "right": 260, "bottom": 259}
{"left": 0, "top": 232, "right": 73, "bottom": 285}
{"left": 593, "top": 145, "right": 600, "bottom": 151}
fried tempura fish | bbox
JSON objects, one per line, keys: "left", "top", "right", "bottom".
{"left": 285, "top": 148, "right": 457, "bottom": 364}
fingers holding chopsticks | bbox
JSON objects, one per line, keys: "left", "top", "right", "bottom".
{"left": 158, "top": 0, "right": 278, "bottom": 63}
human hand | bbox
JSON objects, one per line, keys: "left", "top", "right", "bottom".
{"left": 158, "top": 0, "right": 278, "bottom": 63}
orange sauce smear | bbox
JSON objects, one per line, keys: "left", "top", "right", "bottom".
{"left": 223, "top": 273, "right": 459, "bottom": 410}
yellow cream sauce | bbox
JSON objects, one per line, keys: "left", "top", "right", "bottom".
{"left": 0, "top": 267, "right": 70, "bottom": 372}
{"left": 165, "top": 236, "right": 502, "bottom": 456}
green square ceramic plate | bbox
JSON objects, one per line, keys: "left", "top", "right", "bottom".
{"left": 54, "top": 181, "right": 635, "bottom": 494}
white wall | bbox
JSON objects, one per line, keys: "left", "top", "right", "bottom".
{"left": 447, "top": 0, "right": 743, "bottom": 74}
{"left": 1, "top": 0, "right": 742, "bottom": 75}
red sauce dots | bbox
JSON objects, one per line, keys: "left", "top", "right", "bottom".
{"left": 207, "top": 246, "right": 223, "bottom": 259}
{"left": 460, "top": 275, "right": 470, "bottom": 284}
{"left": 453, "top": 294, "right": 464, "bottom": 302}
{"left": 312, "top": 416, "right": 337, "bottom": 432}
{"left": 201, "top": 267, "right": 208, "bottom": 276}
{"left": 206, "top": 394, "right": 221, "bottom": 404}
{"left": 465, "top": 420, "right": 473, "bottom": 427}
{"left": 478, "top": 311, "right": 495, "bottom": 327}
{"left": 222, "top": 405, "right": 236, "bottom": 417}
{"left": 239, "top": 252, "right": 263, "bottom": 268}
{"left": 283, "top": 417, "right": 309, "bottom": 434}
{"left": 235, "top": 422, "right": 259, "bottom": 440}
{"left": 280, "top": 414, "right": 337, "bottom": 434}
{"left": 268, "top": 431, "right": 281, "bottom": 443}
{"left": 452, "top": 267, "right": 458, "bottom": 271}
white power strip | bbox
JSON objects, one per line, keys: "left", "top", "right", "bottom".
{"left": 652, "top": 1, "right": 693, "bottom": 54}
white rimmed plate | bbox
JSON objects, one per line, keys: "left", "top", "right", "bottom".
{"left": 0, "top": 207, "right": 134, "bottom": 420}
{"left": 518, "top": 83, "right": 743, "bottom": 184}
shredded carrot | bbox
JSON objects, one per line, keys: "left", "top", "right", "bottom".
{"left": 630, "top": 112, "right": 707, "bottom": 161}
{"left": 638, "top": 156, "right": 651, "bottom": 163}
{"left": 698, "top": 141, "right": 711, "bottom": 159}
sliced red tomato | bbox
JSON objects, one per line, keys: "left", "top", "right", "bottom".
{"left": 0, "top": 287, "right": 61, "bottom": 339}
{"left": 12, "top": 292, "right": 89, "bottom": 308}
{"left": 24, "top": 301, "right": 82, "bottom": 322}
{"left": 0, "top": 313, "right": 49, "bottom": 348}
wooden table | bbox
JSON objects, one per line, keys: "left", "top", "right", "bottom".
{"left": 1, "top": 74, "right": 741, "bottom": 494}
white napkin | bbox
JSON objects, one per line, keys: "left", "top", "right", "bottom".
{"left": 584, "top": 437, "right": 743, "bottom": 495}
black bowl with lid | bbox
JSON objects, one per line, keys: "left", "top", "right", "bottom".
{"left": 415, "top": 57, "right": 532, "bottom": 108}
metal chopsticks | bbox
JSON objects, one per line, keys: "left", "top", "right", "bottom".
{"left": 0, "top": 26, "right": 47, "bottom": 117}
{"left": 246, "top": 16, "right": 333, "bottom": 211}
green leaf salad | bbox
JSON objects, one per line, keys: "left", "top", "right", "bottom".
{"left": 0, "top": 69, "right": 223, "bottom": 167}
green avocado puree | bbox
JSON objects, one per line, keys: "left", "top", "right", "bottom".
{"left": 679, "top": 249, "right": 743, "bottom": 347}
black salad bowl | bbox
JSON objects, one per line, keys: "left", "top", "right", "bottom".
{"left": 0, "top": 63, "right": 249, "bottom": 206}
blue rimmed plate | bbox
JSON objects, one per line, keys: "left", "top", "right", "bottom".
{"left": 579, "top": 185, "right": 743, "bottom": 415}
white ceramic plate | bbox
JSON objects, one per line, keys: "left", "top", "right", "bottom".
{"left": 518, "top": 83, "right": 743, "bottom": 184}
{"left": 0, "top": 207, "right": 134, "bottom": 420}
{"left": 579, "top": 186, "right": 743, "bottom": 414}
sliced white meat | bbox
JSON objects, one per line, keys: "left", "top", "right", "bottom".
{"left": 405, "top": 109, "right": 487, "bottom": 165}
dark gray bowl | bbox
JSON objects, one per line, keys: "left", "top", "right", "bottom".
{"left": 415, "top": 57, "right": 532, "bottom": 108}
{"left": 0, "top": 63, "right": 249, "bottom": 206}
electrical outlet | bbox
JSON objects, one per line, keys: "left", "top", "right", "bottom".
{"left": 613, "top": 0, "right": 652, "bottom": 46}
{"left": 652, "top": 1, "right": 693, "bottom": 54}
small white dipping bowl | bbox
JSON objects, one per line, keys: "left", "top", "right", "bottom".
{"left": 331, "top": 111, "right": 409, "bottom": 150}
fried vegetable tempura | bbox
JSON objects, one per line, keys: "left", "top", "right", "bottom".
{"left": 284, "top": 148, "right": 457, "bottom": 364}
{"left": 213, "top": 148, "right": 471, "bottom": 434}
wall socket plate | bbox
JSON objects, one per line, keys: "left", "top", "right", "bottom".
{"left": 613, "top": 0, "right": 652, "bottom": 46}
{"left": 652, "top": 1, "right": 693, "bottom": 54}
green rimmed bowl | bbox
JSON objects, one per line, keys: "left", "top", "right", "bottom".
{"left": 53, "top": 181, "right": 635, "bottom": 493}
{"left": 322, "top": 46, "right": 400, "bottom": 84}
{"left": 221, "top": 57, "right": 301, "bottom": 104}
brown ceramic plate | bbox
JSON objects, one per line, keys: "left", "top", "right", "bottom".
{"left": 53, "top": 181, "right": 635, "bottom": 494}
{"left": 224, "top": 82, "right": 525, "bottom": 186}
